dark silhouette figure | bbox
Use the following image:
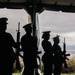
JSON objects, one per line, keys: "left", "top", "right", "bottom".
{"left": 21, "top": 23, "right": 38, "bottom": 75}
{"left": 41, "top": 31, "right": 53, "bottom": 75}
{"left": 52, "top": 35, "right": 63, "bottom": 75}
{"left": 0, "top": 17, "right": 17, "bottom": 75}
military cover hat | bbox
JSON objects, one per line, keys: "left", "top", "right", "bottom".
{"left": 53, "top": 35, "right": 60, "bottom": 41}
{"left": 23, "top": 23, "right": 32, "bottom": 29}
{"left": 42, "top": 31, "right": 51, "bottom": 34}
{"left": 0, "top": 17, "right": 8, "bottom": 24}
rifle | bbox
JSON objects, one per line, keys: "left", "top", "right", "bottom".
{"left": 63, "top": 38, "right": 70, "bottom": 68}
{"left": 15, "top": 22, "right": 21, "bottom": 70}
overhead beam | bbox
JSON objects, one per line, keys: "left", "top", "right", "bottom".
{"left": 0, "top": 2, "right": 75, "bottom": 13}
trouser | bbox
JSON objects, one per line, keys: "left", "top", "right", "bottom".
{"left": 54, "top": 63, "right": 62, "bottom": 75}
{"left": 44, "top": 63, "right": 52, "bottom": 75}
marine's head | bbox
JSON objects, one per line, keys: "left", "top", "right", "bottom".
{"left": 53, "top": 35, "right": 60, "bottom": 44}
{"left": 42, "top": 31, "right": 51, "bottom": 40}
{"left": 23, "top": 23, "right": 32, "bottom": 34}
{"left": 0, "top": 17, "right": 8, "bottom": 32}
{"left": 0, "top": 17, "right": 8, "bottom": 24}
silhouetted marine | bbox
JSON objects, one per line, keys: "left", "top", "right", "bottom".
{"left": 0, "top": 17, "right": 17, "bottom": 75}
{"left": 52, "top": 35, "right": 63, "bottom": 75}
{"left": 21, "top": 23, "right": 38, "bottom": 75}
{"left": 42, "top": 31, "right": 53, "bottom": 75}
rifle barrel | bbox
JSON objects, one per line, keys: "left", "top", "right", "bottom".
{"left": 16, "top": 22, "right": 21, "bottom": 70}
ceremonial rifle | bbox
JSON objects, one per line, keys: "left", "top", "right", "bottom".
{"left": 16, "top": 22, "right": 21, "bottom": 70}
{"left": 63, "top": 38, "right": 70, "bottom": 68}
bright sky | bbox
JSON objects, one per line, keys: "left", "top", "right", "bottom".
{"left": 39, "top": 10, "right": 75, "bottom": 51}
{"left": 0, "top": 8, "right": 75, "bottom": 54}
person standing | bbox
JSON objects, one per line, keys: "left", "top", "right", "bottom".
{"left": 21, "top": 23, "right": 38, "bottom": 75}
{"left": 41, "top": 31, "right": 53, "bottom": 75}
{"left": 0, "top": 17, "right": 17, "bottom": 75}
{"left": 52, "top": 35, "right": 63, "bottom": 75}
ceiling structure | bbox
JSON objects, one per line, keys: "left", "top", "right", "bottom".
{"left": 0, "top": 0, "right": 75, "bottom": 37}
{"left": 0, "top": 0, "right": 75, "bottom": 13}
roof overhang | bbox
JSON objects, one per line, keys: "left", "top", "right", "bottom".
{"left": 0, "top": 0, "right": 75, "bottom": 13}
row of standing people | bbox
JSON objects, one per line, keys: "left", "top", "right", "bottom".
{"left": 0, "top": 17, "right": 65, "bottom": 75}
{"left": 0, "top": 17, "right": 41, "bottom": 75}
{"left": 42, "top": 31, "right": 65, "bottom": 75}
{"left": 0, "top": 17, "right": 40, "bottom": 75}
